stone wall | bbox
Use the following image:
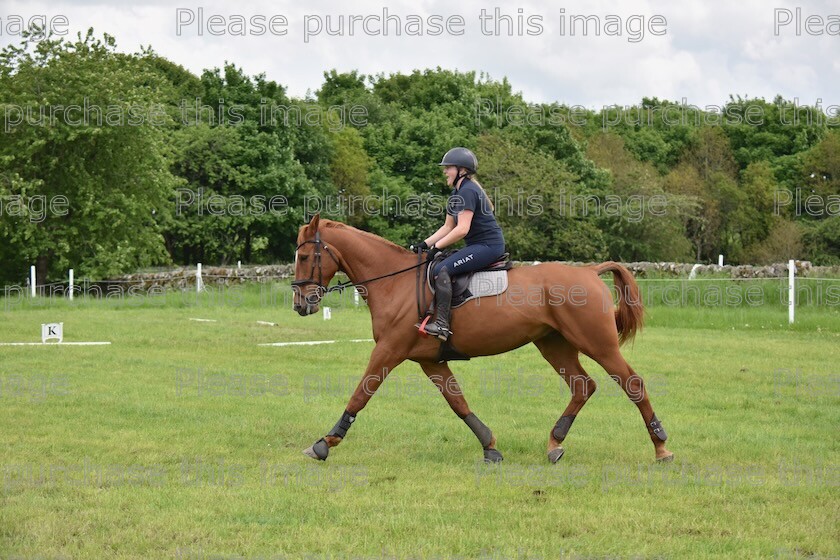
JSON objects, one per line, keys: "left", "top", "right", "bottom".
{"left": 97, "top": 265, "right": 294, "bottom": 291}
{"left": 99, "top": 260, "right": 839, "bottom": 291}
{"left": 546, "top": 260, "right": 840, "bottom": 278}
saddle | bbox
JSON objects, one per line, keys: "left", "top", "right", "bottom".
{"left": 425, "top": 252, "right": 512, "bottom": 308}
{"left": 415, "top": 251, "right": 512, "bottom": 363}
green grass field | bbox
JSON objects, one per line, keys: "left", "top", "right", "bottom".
{"left": 1, "top": 282, "right": 838, "bottom": 559}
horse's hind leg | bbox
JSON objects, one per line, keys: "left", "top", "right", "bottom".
{"left": 533, "top": 331, "right": 597, "bottom": 463}
{"left": 590, "top": 346, "right": 674, "bottom": 462}
{"left": 419, "top": 361, "right": 503, "bottom": 463}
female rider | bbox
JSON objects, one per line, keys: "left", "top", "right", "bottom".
{"left": 414, "top": 147, "right": 506, "bottom": 341}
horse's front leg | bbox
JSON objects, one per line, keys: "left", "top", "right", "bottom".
{"left": 419, "top": 361, "right": 503, "bottom": 463}
{"left": 303, "top": 344, "right": 405, "bottom": 461}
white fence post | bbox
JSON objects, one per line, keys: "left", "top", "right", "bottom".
{"left": 788, "top": 259, "right": 795, "bottom": 325}
{"left": 69, "top": 269, "right": 74, "bottom": 301}
{"left": 354, "top": 288, "right": 360, "bottom": 306}
{"left": 718, "top": 254, "right": 724, "bottom": 267}
{"left": 196, "top": 263, "right": 204, "bottom": 293}
{"left": 30, "top": 265, "right": 36, "bottom": 297}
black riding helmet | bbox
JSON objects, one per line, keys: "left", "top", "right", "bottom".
{"left": 438, "top": 147, "right": 478, "bottom": 174}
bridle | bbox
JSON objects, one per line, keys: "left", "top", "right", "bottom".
{"left": 291, "top": 230, "right": 428, "bottom": 303}
{"left": 291, "top": 231, "right": 341, "bottom": 297}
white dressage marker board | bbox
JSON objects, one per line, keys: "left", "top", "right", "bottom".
{"left": 42, "top": 322, "right": 63, "bottom": 343}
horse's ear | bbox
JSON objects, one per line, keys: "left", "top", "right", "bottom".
{"left": 307, "top": 213, "right": 320, "bottom": 233}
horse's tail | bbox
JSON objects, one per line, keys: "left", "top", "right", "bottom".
{"left": 593, "top": 261, "right": 644, "bottom": 345}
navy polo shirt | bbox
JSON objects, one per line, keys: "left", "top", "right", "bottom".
{"left": 446, "top": 179, "right": 505, "bottom": 246}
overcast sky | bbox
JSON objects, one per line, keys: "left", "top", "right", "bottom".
{"left": 1, "top": 0, "right": 838, "bottom": 109}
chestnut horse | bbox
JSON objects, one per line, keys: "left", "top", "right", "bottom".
{"left": 293, "top": 215, "right": 673, "bottom": 464}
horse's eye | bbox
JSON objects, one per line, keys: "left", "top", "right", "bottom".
{"left": 300, "top": 255, "right": 309, "bottom": 261}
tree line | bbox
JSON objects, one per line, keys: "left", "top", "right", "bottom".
{"left": 1, "top": 30, "right": 838, "bottom": 285}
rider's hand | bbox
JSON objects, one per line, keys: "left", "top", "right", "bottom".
{"left": 409, "top": 240, "right": 429, "bottom": 252}
{"left": 427, "top": 245, "right": 441, "bottom": 259}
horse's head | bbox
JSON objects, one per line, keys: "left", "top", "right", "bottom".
{"left": 292, "top": 214, "right": 341, "bottom": 316}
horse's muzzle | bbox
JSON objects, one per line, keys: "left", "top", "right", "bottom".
{"left": 292, "top": 284, "right": 322, "bottom": 316}
{"left": 294, "top": 302, "right": 320, "bottom": 316}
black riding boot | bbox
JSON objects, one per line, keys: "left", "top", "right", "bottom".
{"left": 423, "top": 268, "right": 453, "bottom": 341}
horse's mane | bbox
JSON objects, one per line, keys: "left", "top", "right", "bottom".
{"left": 321, "top": 220, "right": 411, "bottom": 255}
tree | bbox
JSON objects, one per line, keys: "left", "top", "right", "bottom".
{"left": 796, "top": 131, "right": 840, "bottom": 263}
{"left": 0, "top": 29, "right": 177, "bottom": 284}
{"left": 162, "top": 64, "right": 316, "bottom": 264}
{"left": 683, "top": 127, "right": 738, "bottom": 183}
{"left": 317, "top": 69, "right": 369, "bottom": 107}
{"left": 800, "top": 130, "right": 840, "bottom": 207}
{"left": 802, "top": 217, "right": 840, "bottom": 264}
{"left": 477, "top": 130, "right": 608, "bottom": 261}
{"left": 586, "top": 132, "right": 692, "bottom": 261}
{"left": 663, "top": 164, "right": 717, "bottom": 262}
{"left": 744, "top": 218, "right": 804, "bottom": 264}
{"left": 329, "top": 127, "right": 372, "bottom": 227}
{"left": 724, "top": 96, "right": 826, "bottom": 170}
{"left": 732, "top": 161, "right": 777, "bottom": 260}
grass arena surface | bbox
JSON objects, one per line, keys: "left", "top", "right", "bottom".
{"left": 1, "top": 281, "right": 838, "bottom": 559}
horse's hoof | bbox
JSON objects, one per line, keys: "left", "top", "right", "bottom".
{"left": 547, "top": 447, "right": 565, "bottom": 464}
{"left": 483, "top": 448, "right": 503, "bottom": 463}
{"left": 302, "top": 438, "right": 329, "bottom": 461}
{"left": 656, "top": 452, "right": 674, "bottom": 463}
